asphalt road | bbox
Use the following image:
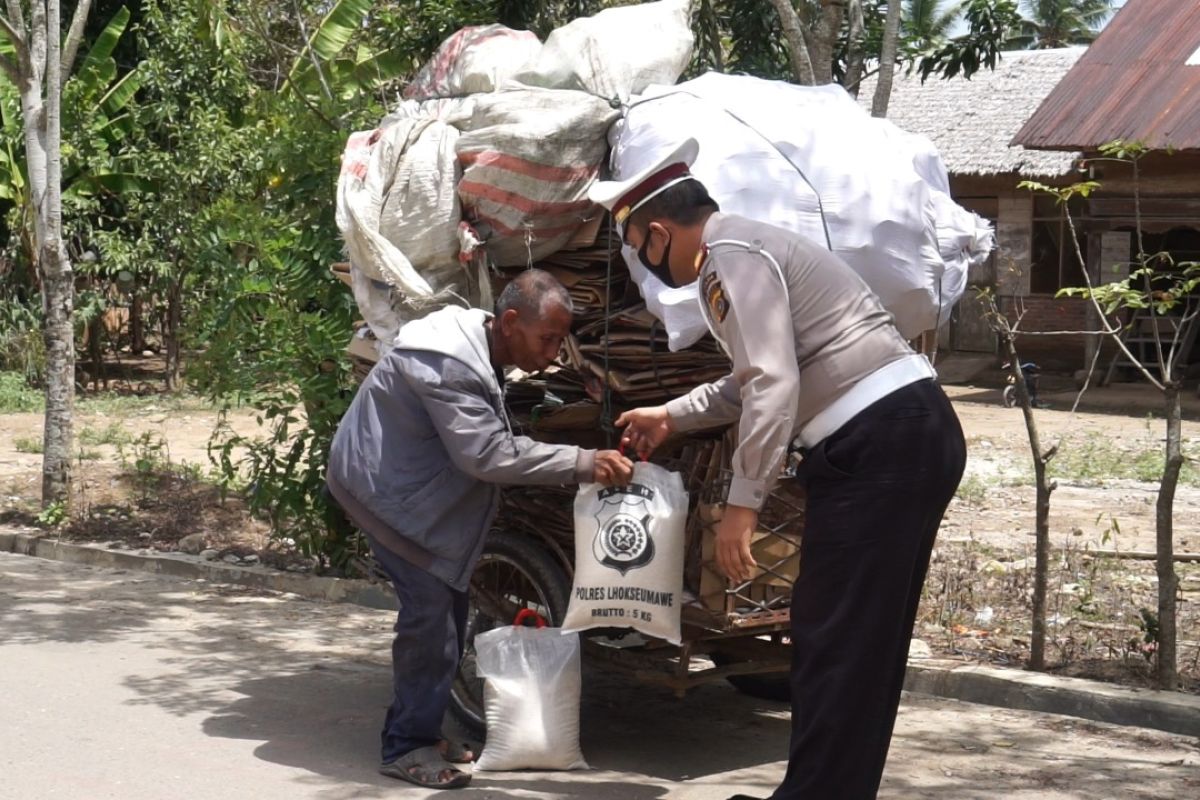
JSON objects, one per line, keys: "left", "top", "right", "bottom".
{"left": 1, "top": 552, "right": 1196, "bottom": 800}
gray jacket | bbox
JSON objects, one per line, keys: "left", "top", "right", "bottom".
{"left": 327, "top": 306, "right": 593, "bottom": 590}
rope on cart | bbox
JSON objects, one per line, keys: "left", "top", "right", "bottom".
{"left": 600, "top": 213, "right": 617, "bottom": 448}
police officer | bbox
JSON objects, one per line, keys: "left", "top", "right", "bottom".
{"left": 590, "top": 139, "right": 966, "bottom": 800}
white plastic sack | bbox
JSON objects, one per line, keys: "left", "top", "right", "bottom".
{"left": 515, "top": 0, "right": 694, "bottom": 101}
{"left": 563, "top": 462, "right": 688, "bottom": 644}
{"left": 473, "top": 618, "right": 588, "bottom": 772}
{"left": 607, "top": 72, "right": 994, "bottom": 349}
{"left": 455, "top": 88, "right": 618, "bottom": 266}
{"left": 404, "top": 25, "right": 541, "bottom": 101}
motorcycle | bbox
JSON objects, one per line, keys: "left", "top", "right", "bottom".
{"left": 1002, "top": 361, "right": 1044, "bottom": 408}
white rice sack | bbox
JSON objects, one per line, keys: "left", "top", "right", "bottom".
{"left": 563, "top": 462, "right": 688, "bottom": 644}
{"left": 473, "top": 622, "right": 588, "bottom": 772}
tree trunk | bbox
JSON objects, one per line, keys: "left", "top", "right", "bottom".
{"left": 165, "top": 278, "right": 182, "bottom": 392}
{"left": 843, "top": 0, "right": 866, "bottom": 95}
{"left": 129, "top": 287, "right": 145, "bottom": 353}
{"left": 768, "top": 0, "right": 817, "bottom": 84}
{"left": 1155, "top": 383, "right": 1182, "bottom": 689}
{"left": 872, "top": 0, "right": 904, "bottom": 116}
{"left": 1001, "top": 334, "right": 1055, "bottom": 669}
{"left": 809, "top": 0, "right": 846, "bottom": 85}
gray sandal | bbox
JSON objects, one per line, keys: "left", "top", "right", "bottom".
{"left": 440, "top": 739, "right": 475, "bottom": 764}
{"left": 379, "top": 745, "right": 471, "bottom": 789}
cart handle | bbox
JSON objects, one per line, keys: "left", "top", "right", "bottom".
{"left": 513, "top": 608, "right": 548, "bottom": 628}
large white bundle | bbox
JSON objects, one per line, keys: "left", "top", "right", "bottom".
{"left": 404, "top": 25, "right": 541, "bottom": 100}
{"left": 563, "top": 462, "right": 688, "bottom": 645}
{"left": 607, "top": 72, "right": 993, "bottom": 349}
{"left": 336, "top": 119, "right": 468, "bottom": 343}
{"left": 515, "top": 0, "right": 694, "bottom": 101}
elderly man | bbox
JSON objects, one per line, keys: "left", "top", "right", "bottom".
{"left": 591, "top": 140, "right": 965, "bottom": 800}
{"left": 327, "top": 269, "right": 632, "bottom": 790}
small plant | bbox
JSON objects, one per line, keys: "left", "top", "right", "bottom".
{"left": 1134, "top": 607, "right": 1160, "bottom": 662}
{"left": 0, "top": 371, "right": 43, "bottom": 413}
{"left": 37, "top": 500, "right": 68, "bottom": 527}
{"left": 955, "top": 474, "right": 989, "bottom": 506}
{"left": 13, "top": 435, "right": 42, "bottom": 454}
{"left": 79, "top": 421, "right": 133, "bottom": 447}
{"left": 116, "top": 432, "right": 172, "bottom": 503}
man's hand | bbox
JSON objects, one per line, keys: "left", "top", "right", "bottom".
{"left": 593, "top": 450, "right": 634, "bottom": 486}
{"left": 715, "top": 504, "right": 759, "bottom": 583}
{"left": 615, "top": 405, "right": 674, "bottom": 460}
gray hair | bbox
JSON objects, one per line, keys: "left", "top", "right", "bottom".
{"left": 495, "top": 268, "right": 574, "bottom": 319}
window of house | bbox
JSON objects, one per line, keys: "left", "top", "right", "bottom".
{"left": 1030, "top": 195, "right": 1088, "bottom": 294}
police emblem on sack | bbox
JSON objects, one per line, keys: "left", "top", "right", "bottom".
{"left": 593, "top": 484, "right": 657, "bottom": 575}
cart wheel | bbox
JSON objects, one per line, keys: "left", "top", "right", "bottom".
{"left": 711, "top": 650, "right": 792, "bottom": 703}
{"left": 450, "top": 530, "right": 571, "bottom": 738}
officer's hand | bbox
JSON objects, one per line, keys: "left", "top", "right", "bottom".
{"left": 715, "top": 505, "right": 759, "bottom": 584}
{"left": 593, "top": 450, "right": 634, "bottom": 486}
{"left": 615, "top": 405, "right": 675, "bottom": 460}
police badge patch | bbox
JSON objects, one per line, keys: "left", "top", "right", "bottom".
{"left": 702, "top": 271, "right": 729, "bottom": 322}
{"left": 592, "top": 484, "right": 656, "bottom": 575}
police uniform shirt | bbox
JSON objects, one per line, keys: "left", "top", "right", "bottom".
{"left": 664, "top": 213, "right": 914, "bottom": 510}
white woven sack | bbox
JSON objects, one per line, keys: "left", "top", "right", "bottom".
{"left": 563, "top": 462, "right": 688, "bottom": 645}
{"left": 473, "top": 620, "right": 588, "bottom": 772}
{"left": 455, "top": 88, "right": 617, "bottom": 266}
{"left": 404, "top": 25, "right": 541, "bottom": 100}
{"left": 608, "top": 72, "right": 993, "bottom": 348}
{"left": 515, "top": 0, "right": 694, "bottom": 101}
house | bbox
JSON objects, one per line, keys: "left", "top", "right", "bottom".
{"left": 1013, "top": 0, "right": 1200, "bottom": 381}
{"left": 861, "top": 49, "right": 1091, "bottom": 369}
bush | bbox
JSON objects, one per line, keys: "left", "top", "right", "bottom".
{"left": 0, "top": 371, "right": 43, "bottom": 413}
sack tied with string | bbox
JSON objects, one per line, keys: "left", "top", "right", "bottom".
{"left": 563, "top": 462, "right": 688, "bottom": 644}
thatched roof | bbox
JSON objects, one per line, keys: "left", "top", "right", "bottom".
{"left": 858, "top": 49, "right": 1084, "bottom": 178}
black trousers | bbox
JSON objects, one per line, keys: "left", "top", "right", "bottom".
{"left": 772, "top": 378, "right": 966, "bottom": 800}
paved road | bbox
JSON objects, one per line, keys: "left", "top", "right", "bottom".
{"left": 1, "top": 553, "right": 1196, "bottom": 800}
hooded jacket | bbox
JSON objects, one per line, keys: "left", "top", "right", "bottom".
{"left": 327, "top": 305, "right": 593, "bottom": 590}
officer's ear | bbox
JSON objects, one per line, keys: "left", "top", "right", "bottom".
{"left": 646, "top": 220, "right": 670, "bottom": 244}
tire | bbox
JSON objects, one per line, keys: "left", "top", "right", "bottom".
{"left": 449, "top": 530, "right": 571, "bottom": 738}
{"left": 711, "top": 646, "right": 792, "bottom": 703}
{"left": 1002, "top": 384, "right": 1017, "bottom": 408}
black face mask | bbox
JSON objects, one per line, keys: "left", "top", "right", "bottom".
{"left": 637, "top": 232, "right": 676, "bottom": 288}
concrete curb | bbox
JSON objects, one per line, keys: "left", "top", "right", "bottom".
{"left": 0, "top": 529, "right": 397, "bottom": 612}
{"left": 904, "top": 660, "right": 1200, "bottom": 738}
{"left": 4, "top": 528, "right": 1197, "bottom": 738}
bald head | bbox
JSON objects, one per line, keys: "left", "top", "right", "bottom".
{"left": 495, "top": 268, "right": 574, "bottom": 321}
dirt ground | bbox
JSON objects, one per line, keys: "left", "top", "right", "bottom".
{"left": 2, "top": 382, "right": 1198, "bottom": 689}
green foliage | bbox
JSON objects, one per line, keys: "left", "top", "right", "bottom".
{"left": 1051, "top": 435, "right": 1198, "bottom": 487}
{"left": 0, "top": 292, "right": 44, "bottom": 382}
{"left": 916, "top": 0, "right": 1022, "bottom": 81}
{"left": 955, "top": 474, "right": 989, "bottom": 505}
{"left": 37, "top": 500, "right": 69, "bottom": 527}
{"left": 1008, "top": 0, "right": 1113, "bottom": 50}
{"left": 13, "top": 435, "right": 41, "bottom": 454}
{"left": 0, "top": 371, "right": 42, "bottom": 412}
{"left": 79, "top": 420, "right": 132, "bottom": 447}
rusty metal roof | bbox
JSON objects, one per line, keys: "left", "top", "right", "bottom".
{"left": 1013, "top": 0, "right": 1200, "bottom": 152}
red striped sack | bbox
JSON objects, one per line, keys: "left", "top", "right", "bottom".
{"left": 455, "top": 88, "right": 618, "bottom": 266}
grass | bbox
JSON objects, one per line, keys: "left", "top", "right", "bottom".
{"left": 77, "top": 391, "right": 212, "bottom": 416}
{"left": 955, "top": 474, "right": 989, "bottom": 506}
{"left": 79, "top": 421, "right": 132, "bottom": 447}
{"left": 13, "top": 435, "right": 42, "bottom": 454}
{"left": 0, "top": 371, "right": 43, "bottom": 413}
{"left": 1051, "top": 436, "right": 1199, "bottom": 487}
